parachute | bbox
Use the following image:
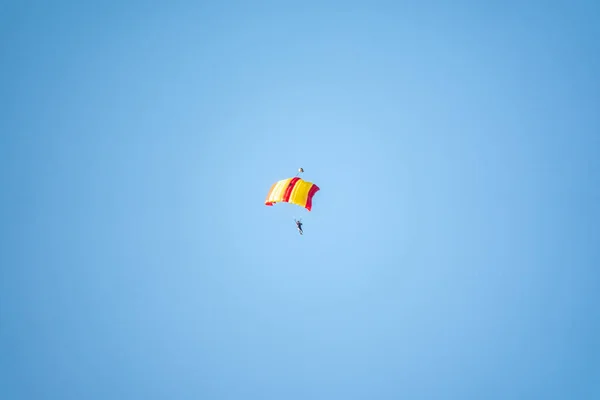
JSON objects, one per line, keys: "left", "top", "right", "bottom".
{"left": 265, "top": 176, "right": 320, "bottom": 211}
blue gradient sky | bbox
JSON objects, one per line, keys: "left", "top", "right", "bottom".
{"left": 1, "top": 2, "right": 599, "bottom": 399}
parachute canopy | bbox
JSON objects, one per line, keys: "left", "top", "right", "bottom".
{"left": 265, "top": 177, "right": 320, "bottom": 211}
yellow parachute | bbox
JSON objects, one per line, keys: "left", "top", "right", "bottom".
{"left": 265, "top": 176, "right": 320, "bottom": 211}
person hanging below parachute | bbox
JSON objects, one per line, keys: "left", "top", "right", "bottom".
{"left": 294, "top": 219, "right": 303, "bottom": 235}
{"left": 265, "top": 168, "right": 319, "bottom": 235}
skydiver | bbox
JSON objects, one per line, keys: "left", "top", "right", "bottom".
{"left": 295, "top": 219, "right": 303, "bottom": 235}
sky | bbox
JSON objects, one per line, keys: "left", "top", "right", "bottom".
{"left": 1, "top": 1, "right": 599, "bottom": 399}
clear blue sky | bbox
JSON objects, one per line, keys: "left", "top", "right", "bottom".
{"left": 1, "top": 2, "right": 599, "bottom": 399}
